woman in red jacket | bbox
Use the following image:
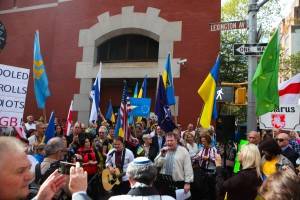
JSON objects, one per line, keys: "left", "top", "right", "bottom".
{"left": 77, "top": 137, "right": 98, "bottom": 181}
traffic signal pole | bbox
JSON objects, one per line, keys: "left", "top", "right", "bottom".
{"left": 247, "top": 0, "right": 270, "bottom": 132}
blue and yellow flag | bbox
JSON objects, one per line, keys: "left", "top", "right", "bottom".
{"left": 33, "top": 31, "right": 50, "bottom": 109}
{"left": 198, "top": 55, "right": 221, "bottom": 128}
{"left": 138, "top": 76, "right": 147, "bottom": 98}
{"left": 162, "top": 54, "right": 176, "bottom": 105}
{"left": 133, "top": 82, "right": 139, "bottom": 98}
{"left": 105, "top": 100, "right": 115, "bottom": 123}
{"left": 114, "top": 109, "right": 124, "bottom": 138}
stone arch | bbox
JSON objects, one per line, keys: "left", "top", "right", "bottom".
{"left": 74, "top": 6, "right": 182, "bottom": 123}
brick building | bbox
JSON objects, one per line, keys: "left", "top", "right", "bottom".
{"left": 0, "top": 0, "right": 220, "bottom": 127}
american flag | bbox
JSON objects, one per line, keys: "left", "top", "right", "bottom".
{"left": 120, "top": 81, "right": 132, "bottom": 141}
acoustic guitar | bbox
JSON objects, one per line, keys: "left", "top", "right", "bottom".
{"left": 102, "top": 168, "right": 125, "bottom": 191}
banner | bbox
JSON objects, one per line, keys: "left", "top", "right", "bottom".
{"left": 0, "top": 64, "right": 29, "bottom": 127}
{"left": 259, "top": 105, "right": 300, "bottom": 131}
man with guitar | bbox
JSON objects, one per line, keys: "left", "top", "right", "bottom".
{"left": 104, "top": 136, "right": 135, "bottom": 195}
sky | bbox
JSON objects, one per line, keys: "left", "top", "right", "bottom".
{"left": 221, "top": 0, "right": 295, "bottom": 17}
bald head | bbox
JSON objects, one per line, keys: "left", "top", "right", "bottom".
{"left": 247, "top": 131, "right": 261, "bottom": 145}
{"left": 0, "top": 137, "right": 25, "bottom": 162}
{"left": 276, "top": 132, "right": 290, "bottom": 148}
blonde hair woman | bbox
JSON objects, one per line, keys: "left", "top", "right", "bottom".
{"left": 215, "top": 144, "right": 262, "bottom": 200}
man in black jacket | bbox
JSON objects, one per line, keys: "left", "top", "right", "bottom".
{"left": 276, "top": 132, "right": 298, "bottom": 166}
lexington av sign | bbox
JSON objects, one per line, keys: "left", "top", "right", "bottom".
{"left": 210, "top": 20, "right": 248, "bottom": 31}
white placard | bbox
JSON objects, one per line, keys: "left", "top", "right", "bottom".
{"left": 0, "top": 64, "right": 30, "bottom": 127}
{"left": 259, "top": 105, "right": 300, "bottom": 131}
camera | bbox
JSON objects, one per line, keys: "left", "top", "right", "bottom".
{"left": 59, "top": 161, "right": 75, "bottom": 175}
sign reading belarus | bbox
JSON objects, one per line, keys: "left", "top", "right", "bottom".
{"left": 0, "top": 64, "right": 29, "bottom": 127}
{"left": 234, "top": 43, "right": 268, "bottom": 56}
{"left": 259, "top": 105, "right": 300, "bottom": 131}
{"left": 210, "top": 20, "right": 247, "bottom": 31}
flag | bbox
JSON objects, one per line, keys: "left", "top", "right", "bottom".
{"left": 33, "top": 30, "right": 50, "bottom": 109}
{"left": 14, "top": 127, "right": 27, "bottom": 139}
{"left": 233, "top": 139, "right": 249, "bottom": 173}
{"left": 114, "top": 109, "right": 123, "bottom": 138}
{"left": 130, "top": 97, "right": 151, "bottom": 118}
{"left": 133, "top": 82, "right": 139, "bottom": 98}
{"left": 198, "top": 55, "right": 221, "bottom": 128}
{"left": 162, "top": 53, "right": 176, "bottom": 105}
{"left": 279, "top": 73, "right": 300, "bottom": 105}
{"left": 138, "top": 76, "right": 148, "bottom": 98}
{"left": 252, "top": 29, "right": 280, "bottom": 116}
{"left": 44, "top": 111, "right": 55, "bottom": 143}
{"left": 89, "top": 62, "right": 102, "bottom": 123}
{"left": 105, "top": 100, "right": 115, "bottom": 123}
{"left": 115, "top": 81, "right": 131, "bottom": 140}
{"left": 66, "top": 100, "right": 73, "bottom": 136}
{"left": 155, "top": 75, "right": 176, "bottom": 132}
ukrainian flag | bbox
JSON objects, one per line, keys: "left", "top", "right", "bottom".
{"left": 133, "top": 82, "right": 139, "bottom": 98}
{"left": 33, "top": 31, "right": 50, "bottom": 109}
{"left": 198, "top": 55, "right": 221, "bottom": 128}
{"left": 114, "top": 109, "right": 124, "bottom": 138}
{"left": 105, "top": 100, "right": 115, "bottom": 123}
{"left": 138, "top": 76, "right": 147, "bottom": 98}
{"left": 162, "top": 53, "right": 176, "bottom": 105}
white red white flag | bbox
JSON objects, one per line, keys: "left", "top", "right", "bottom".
{"left": 15, "top": 126, "right": 27, "bottom": 139}
{"left": 279, "top": 73, "right": 300, "bottom": 105}
{"left": 66, "top": 100, "right": 73, "bottom": 136}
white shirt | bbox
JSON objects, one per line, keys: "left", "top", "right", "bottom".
{"left": 105, "top": 148, "right": 134, "bottom": 181}
{"left": 25, "top": 122, "right": 36, "bottom": 131}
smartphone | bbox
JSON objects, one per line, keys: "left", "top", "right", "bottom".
{"left": 59, "top": 161, "right": 75, "bottom": 175}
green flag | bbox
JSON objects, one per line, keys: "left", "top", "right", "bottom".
{"left": 252, "top": 29, "right": 280, "bottom": 116}
{"left": 233, "top": 139, "right": 249, "bottom": 173}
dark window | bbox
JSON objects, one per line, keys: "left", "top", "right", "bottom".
{"left": 97, "top": 34, "right": 158, "bottom": 63}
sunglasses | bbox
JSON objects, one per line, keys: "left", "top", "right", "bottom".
{"left": 276, "top": 138, "right": 285, "bottom": 142}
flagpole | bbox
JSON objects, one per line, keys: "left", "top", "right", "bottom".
{"left": 42, "top": 108, "right": 47, "bottom": 123}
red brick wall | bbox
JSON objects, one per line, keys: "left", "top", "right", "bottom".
{"left": 0, "top": 0, "right": 220, "bottom": 127}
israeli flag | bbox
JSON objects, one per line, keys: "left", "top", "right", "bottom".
{"left": 89, "top": 62, "right": 102, "bottom": 123}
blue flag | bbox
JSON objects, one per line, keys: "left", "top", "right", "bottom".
{"left": 44, "top": 111, "right": 55, "bottom": 143}
{"left": 33, "top": 31, "right": 50, "bottom": 109}
{"left": 155, "top": 75, "right": 176, "bottom": 132}
{"left": 130, "top": 98, "right": 151, "bottom": 118}
{"left": 162, "top": 54, "right": 176, "bottom": 105}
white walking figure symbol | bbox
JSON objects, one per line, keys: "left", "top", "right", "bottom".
{"left": 216, "top": 88, "right": 224, "bottom": 100}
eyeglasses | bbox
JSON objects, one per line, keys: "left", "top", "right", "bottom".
{"left": 276, "top": 138, "right": 285, "bottom": 142}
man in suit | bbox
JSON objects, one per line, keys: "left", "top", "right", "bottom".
{"left": 276, "top": 132, "right": 298, "bottom": 166}
{"left": 152, "top": 126, "right": 165, "bottom": 153}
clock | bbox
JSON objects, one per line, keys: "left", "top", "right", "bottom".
{"left": 0, "top": 21, "right": 7, "bottom": 50}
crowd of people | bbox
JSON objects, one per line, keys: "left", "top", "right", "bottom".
{"left": 0, "top": 114, "right": 300, "bottom": 200}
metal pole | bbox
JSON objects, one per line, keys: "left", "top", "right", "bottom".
{"left": 247, "top": 0, "right": 270, "bottom": 132}
{"left": 247, "top": 0, "right": 258, "bottom": 132}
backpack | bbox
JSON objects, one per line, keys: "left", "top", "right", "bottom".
{"left": 27, "top": 163, "right": 42, "bottom": 199}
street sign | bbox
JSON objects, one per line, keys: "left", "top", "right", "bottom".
{"left": 233, "top": 43, "right": 267, "bottom": 56}
{"left": 210, "top": 20, "right": 247, "bottom": 31}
